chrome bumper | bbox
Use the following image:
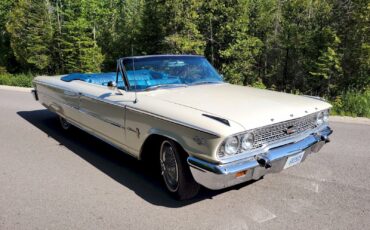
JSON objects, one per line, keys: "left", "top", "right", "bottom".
{"left": 188, "top": 126, "right": 333, "bottom": 190}
{"left": 31, "top": 89, "right": 39, "bottom": 101}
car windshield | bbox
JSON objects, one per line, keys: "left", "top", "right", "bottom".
{"left": 122, "top": 56, "right": 224, "bottom": 91}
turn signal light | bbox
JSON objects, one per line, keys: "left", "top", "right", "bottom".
{"left": 235, "top": 170, "right": 248, "bottom": 178}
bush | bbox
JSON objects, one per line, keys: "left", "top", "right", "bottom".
{"left": 0, "top": 73, "right": 34, "bottom": 87}
{"left": 331, "top": 88, "right": 370, "bottom": 118}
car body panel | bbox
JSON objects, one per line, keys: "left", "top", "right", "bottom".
{"left": 143, "top": 83, "right": 332, "bottom": 130}
{"left": 33, "top": 74, "right": 331, "bottom": 165}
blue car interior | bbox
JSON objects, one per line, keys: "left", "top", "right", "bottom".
{"left": 61, "top": 70, "right": 182, "bottom": 90}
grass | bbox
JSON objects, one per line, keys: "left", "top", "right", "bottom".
{"left": 0, "top": 73, "right": 34, "bottom": 87}
{"left": 330, "top": 88, "right": 370, "bottom": 118}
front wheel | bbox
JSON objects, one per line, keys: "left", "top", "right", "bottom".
{"left": 159, "top": 139, "right": 200, "bottom": 200}
{"left": 59, "top": 116, "right": 71, "bottom": 130}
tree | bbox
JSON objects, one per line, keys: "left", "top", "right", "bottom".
{"left": 309, "top": 34, "right": 342, "bottom": 95}
{"left": 6, "top": 0, "right": 53, "bottom": 72}
{"left": 162, "top": 0, "right": 205, "bottom": 54}
{"left": 331, "top": 0, "right": 369, "bottom": 90}
{"left": 59, "top": 1, "right": 104, "bottom": 73}
{"left": 139, "top": 0, "right": 166, "bottom": 54}
{"left": 115, "top": 0, "right": 144, "bottom": 58}
{"left": 0, "top": 0, "right": 15, "bottom": 72}
{"left": 200, "top": 0, "right": 262, "bottom": 85}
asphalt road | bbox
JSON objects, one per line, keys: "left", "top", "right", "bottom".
{"left": 1, "top": 89, "right": 369, "bottom": 230}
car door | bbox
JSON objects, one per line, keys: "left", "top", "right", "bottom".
{"left": 77, "top": 88, "right": 128, "bottom": 150}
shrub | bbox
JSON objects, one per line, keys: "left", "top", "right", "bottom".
{"left": 331, "top": 88, "right": 370, "bottom": 118}
{"left": 0, "top": 73, "right": 34, "bottom": 87}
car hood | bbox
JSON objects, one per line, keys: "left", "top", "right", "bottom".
{"left": 144, "top": 83, "right": 332, "bottom": 130}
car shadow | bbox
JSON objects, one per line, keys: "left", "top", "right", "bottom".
{"left": 17, "top": 109, "right": 258, "bottom": 207}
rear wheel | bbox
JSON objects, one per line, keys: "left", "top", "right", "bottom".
{"left": 59, "top": 116, "right": 71, "bottom": 130}
{"left": 159, "top": 139, "right": 200, "bottom": 200}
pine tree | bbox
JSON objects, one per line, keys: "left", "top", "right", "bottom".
{"left": 0, "top": 0, "right": 15, "bottom": 71}
{"left": 115, "top": 0, "right": 144, "bottom": 57}
{"left": 331, "top": 0, "right": 370, "bottom": 90}
{"left": 201, "top": 0, "right": 262, "bottom": 85}
{"left": 162, "top": 0, "right": 205, "bottom": 54}
{"left": 6, "top": 0, "right": 53, "bottom": 72}
{"left": 139, "top": 0, "right": 166, "bottom": 54}
{"left": 59, "top": 1, "right": 104, "bottom": 73}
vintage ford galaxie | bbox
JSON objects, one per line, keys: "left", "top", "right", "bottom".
{"left": 32, "top": 55, "right": 332, "bottom": 199}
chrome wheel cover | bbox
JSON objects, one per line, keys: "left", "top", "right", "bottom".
{"left": 59, "top": 117, "right": 70, "bottom": 130}
{"left": 160, "top": 140, "right": 179, "bottom": 192}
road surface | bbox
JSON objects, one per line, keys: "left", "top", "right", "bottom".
{"left": 0, "top": 89, "right": 369, "bottom": 230}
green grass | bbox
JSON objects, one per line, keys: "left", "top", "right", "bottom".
{"left": 0, "top": 73, "right": 34, "bottom": 87}
{"left": 330, "top": 88, "right": 370, "bottom": 118}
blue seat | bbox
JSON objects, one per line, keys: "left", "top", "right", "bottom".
{"left": 61, "top": 70, "right": 181, "bottom": 90}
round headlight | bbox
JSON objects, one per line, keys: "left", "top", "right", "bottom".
{"left": 224, "top": 136, "right": 239, "bottom": 155}
{"left": 323, "top": 110, "right": 329, "bottom": 123}
{"left": 316, "top": 112, "right": 324, "bottom": 126}
{"left": 241, "top": 133, "right": 254, "bottom": 151}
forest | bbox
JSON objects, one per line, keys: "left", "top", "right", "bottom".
{"left": 0, "top": 0, "right": 369, "bottom": 116}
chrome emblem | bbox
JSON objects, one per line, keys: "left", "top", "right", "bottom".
{"left": 284, "top": 125, "right": 296, "bottom": 134}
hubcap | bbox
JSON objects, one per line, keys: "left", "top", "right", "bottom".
{"left": 160, "top": 141, "right": 179, "bottom": 192}
{"left": 59, "top": 117, "right": 70, "bottom": 130}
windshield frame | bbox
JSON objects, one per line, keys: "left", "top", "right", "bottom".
{"left": 119, "top": 55, "right": 224, "bottom": 92}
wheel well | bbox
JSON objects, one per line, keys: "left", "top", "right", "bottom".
{"left": 140, "top": 134, "right": 187, "bottom": 162}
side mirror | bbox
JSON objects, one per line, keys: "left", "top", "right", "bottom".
{"left": 107, "top": 81, "right": 117, "bottom": 89}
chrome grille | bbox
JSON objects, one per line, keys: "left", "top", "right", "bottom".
{"left": 252, "top": 113, "right": 318, "bottom": 149}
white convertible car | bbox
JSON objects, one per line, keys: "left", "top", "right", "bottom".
{"left": 32, "top": 55, "right": 332, "bottom": 199}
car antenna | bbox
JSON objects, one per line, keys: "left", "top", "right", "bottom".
{"left": 132, "top": 45, "right": 138, "bottom": 103}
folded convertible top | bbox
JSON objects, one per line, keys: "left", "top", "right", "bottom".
{"left": 61, "top": 72, "right": 116, "bottom": 82}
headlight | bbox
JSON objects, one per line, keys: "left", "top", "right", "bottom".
{"left": 323, "top": 110, "right": 329, "bottom": 123}
{"left": 316, "top": 111, "right": 324, "bottom": 126}
{"left": 224, "top": 136, "right": 239, "bottom": 155}
{"left": 218, "top": 132, "right": 256, "bottom": 159}
{"left": 241, "top": 133, "right": 254, "bottom": 151}
{"left": 316, "top": 110, "right": 329, "bottom": 126}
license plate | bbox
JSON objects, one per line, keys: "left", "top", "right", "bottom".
{"left": 284, "top": 151, "right": 305, "bottom": 169}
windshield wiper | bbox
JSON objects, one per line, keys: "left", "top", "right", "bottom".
{"left": 190, "top": 81, "right": 222, "bottom": 86}
{"left": 144, "top": 83, "right": 188, "bottom": 91}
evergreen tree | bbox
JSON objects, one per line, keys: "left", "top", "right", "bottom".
{"left": 115, "top": 0, "right": 144, "bottom": 57}
{"left": 139, "top": 0, "right": 166, "bottom": 54}
{"left": 331, "top": 0, "right": 370, "bottom": 90}
{"left": 162, "top": 0, "right": 205, "bottom": 54}
{"left": 59, "top": 1, "right": 104, "bottom": 73}
{"left": 0, "top": 0, "right": 15, "bottom": 72}
{"left": 201, "top": 0, "right": 262, "bottom": 85}
{"left": 6, "top": 0, "right": 53, "bottom": 72}
{"left": 0, "top": 0, "right": 368, "bottom": 101}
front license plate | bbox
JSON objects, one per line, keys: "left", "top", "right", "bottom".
{"left": 284, "top": 151, "right": 305, "bottom": 169}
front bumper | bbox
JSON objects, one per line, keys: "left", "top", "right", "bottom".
{"left": 31, "top": 89, "right": 38, "bottom": 101}
{"left": 187, "top": 126, "right": 333, "bottom": 190}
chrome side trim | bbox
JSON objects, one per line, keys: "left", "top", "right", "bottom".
{"left": 79, "top": 108, "right": 125, "bottom": 128}
{"left": 37, "top": 91, "right": 79, "bottom": 110}
{"left": 187, "top": 126, "right": 332, "bottom": 190}
{"left": 63, "top": 90, "right": 79, "bottom": 97}
{"left": 80, "top": 91, "right": 220, "bottom": 137}
{"left": 61, "top": 116, "right": 138, "bottom": 159}
{"left": 33, "top": 81, "right": 78, "bottom": 93}
{"left": 126, "top": 106, "right": 221, "bottom": 137}
{"left": 34, "top": 80, "right": 221, "bottom": 137}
